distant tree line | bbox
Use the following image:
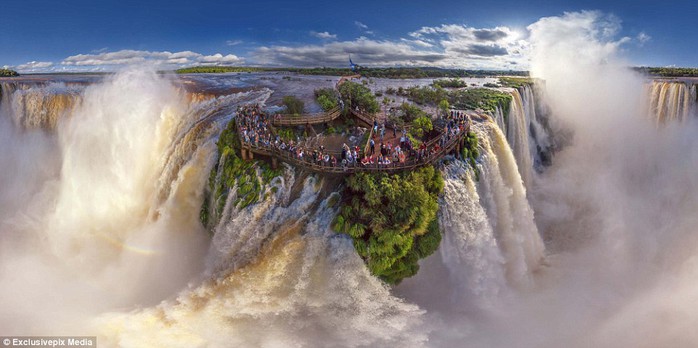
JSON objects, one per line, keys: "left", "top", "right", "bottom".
{"left": 635, "top": 67, "right": 698, "bottom": 77}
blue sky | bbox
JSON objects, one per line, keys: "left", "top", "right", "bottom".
{"left": 2, "top": 0, "right": 696, "bottom": 72}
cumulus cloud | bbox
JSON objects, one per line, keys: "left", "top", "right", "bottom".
{"left": 252, "top": 23, "right": 530, "bottom": 69}
{"left": 252, "top": 37, "right": 447, "bottom": 68}
{"left": 311, "top": 31, "right": 337, "bottom": 40}
{"left": 61, "top": 49, "right": 243, "bottom": 68}
{"left": 15, "top": 61, "right": 54, "bottom": 71}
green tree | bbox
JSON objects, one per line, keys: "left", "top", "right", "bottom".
{"left": 410, "top": 116, "right": 433, "bottom": 138}
{"left": 314, "top": 88, "right": 338, "bottom": 111}
{"left": 282, "top": 95, "right": 305, "bottom": 115}
{"left": 438, "top": 99, "right": 450, "bottom": 118}
{"left": 338, "top": 81, "right": 380, "bottom": 114}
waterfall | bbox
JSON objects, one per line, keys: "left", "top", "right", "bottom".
{"left": 0, "top": 82, "right": 83, "bottom": 129}
{"left": 472, "top": 121, "right": 544, "bottom": 287}
{"left": 0, "top": 68, "right": 277, "bottom": 333}
{"left": 493, "top": 104, "right": 507, "bottom": 134}
{"left": 648, "top": 81, "right": 697, "bottom": 123}
{"left": 95, "top": 186, "right": 430, "bottom": 348}
{"left": 507, "top": 89, "right": 533, "bottom": 190}
{"left": 438, "top": 162, "right": 508, "bottom": 306}
{"left": 506, "top": 85, "right": 554, "bottom": 190}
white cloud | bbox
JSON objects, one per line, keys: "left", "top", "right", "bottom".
{"left": 252, "top": 37, "right": 447, "bottom": 68}
{"left": 61, "top": 49, "right": 244, "bottom": 69}
{"left": 311, "top": 31, "right": 337, "bottom": 40}
{"left": 354, "top": 21, "right": 369, "bottom": 30}
{"left": 252, "top": 23, "right": 531, "bottom": 69}
{"left": 226, "top": 40, "right": 243, "bottom": 46}
{"left": 637, "top": 32, "right": 651, "bottom": 46}
{"left": 15, "top": 61, "right": 54, "bottom": 71}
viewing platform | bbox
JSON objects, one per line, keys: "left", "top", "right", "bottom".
{"left": 239, "top": 110, "right": 471, "bottom": 174}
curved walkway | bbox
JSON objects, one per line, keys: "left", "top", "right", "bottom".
{"left": 240, "top": 120, "right": 471, "bottom": 174}
{"left": 271, "top": 74, "right": 361, "bottom": 126}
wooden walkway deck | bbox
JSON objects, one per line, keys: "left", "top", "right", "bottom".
{"left": 271, "top": 73, "right": 360, "bottom": 127}
{"left": 240, "top": 121, "right": 470, "bottom": 174}
{"left": 238, "top": 73, "right": 472, "bottom": 174}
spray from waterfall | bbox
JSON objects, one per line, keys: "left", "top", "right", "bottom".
{"left": 0, "top": 68, "right": 270, "bottom": 333}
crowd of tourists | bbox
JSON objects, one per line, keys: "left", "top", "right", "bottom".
{"left": 236, "top": 104, "right": 469, "bottom": 170}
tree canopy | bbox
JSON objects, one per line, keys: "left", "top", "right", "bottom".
{"left": 338, "top": 81, "right": 380, "bottom": 114}
{"left": 333, "top": 166, "right": 444, "bottom": 284}
{"left": 314, "top": 88, "right": 338, "bottom": 111}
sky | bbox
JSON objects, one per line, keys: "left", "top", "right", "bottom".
{"left": 1, "top": 0, "right": 696, "bottom": 73}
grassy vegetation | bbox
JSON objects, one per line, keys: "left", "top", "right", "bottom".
{"left": 396, "top": 85, "right": 449, "bottom": 106}
{"left": 333, "top": 166, "right": 444, "bottom": 284}
{"left": 432, "top": 78, "right": 469, "bottom": 88}
{"left": 461, "top": 131, "right": 481, "bottom": 180}
{"left": 635, "top": 67, "right": 698, "bottom": 77}
{"left": 338, "top": 81, "right": 380, "bottom": 114}
{"left": 0, "top": 68, "right": 19, "bottom": 77}
{"left": 200, "top": 119, "right": 283, "bottom": 230}
{"left": 395, "top": 85, "right": 512, "bottom": 113}
{"left": 314, "top": 88, "right": 338, "bottom": 111}
{"left": 498, "top": 77, "right": 534, "bottom": 88}
{"left": 176, "top": 66, "right": 529, "bottom": 78}
{"left": 282, "top": 95, "right": 304, "bottom": 115}
{"left": 450, "top": 88, "right": 512, "bottom": 113}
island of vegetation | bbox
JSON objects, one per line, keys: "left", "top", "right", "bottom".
{"left": 200, "top": 76, "right": 488, "bottom": 284}
{"left": 0, "top": 68, "right": 19, "bottom": 77}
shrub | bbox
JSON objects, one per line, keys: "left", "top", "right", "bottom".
{"left": 282, "top": 95, "right": 304, "bottom": 115}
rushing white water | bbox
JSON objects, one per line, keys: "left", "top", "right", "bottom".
{"left": 647, "top": 81, "right": 697, "bottom": 123}
{"left": 506, "top": 85, "right": 554, "bottom": 191}
{"left": 506, "top": 89, "right": 534, "bottom": 190}
{"left": 6, "top": 11, "right": 698, "bottom": 347}
{"left": 97, "top": 178, "right": 429, "bottom": 348}
{"left": 0, "top": 68, "right": 271, "bottom": 334}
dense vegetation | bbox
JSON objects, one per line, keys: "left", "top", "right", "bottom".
{"left": 498, "top": 77, "right": 534, "bottom": 88}
{"left": 338, "top": 81, "right": 380, "bottom": 114}
{"left": 635, "top": 67, "right": 698, "bottom": 77}
{"left": 391, "top": 85, "right": 512, "bottom": 113}
{"left": 450, "top": 88, "right": 512, "bottom": 113}
{"left": 282, "top": 95, "right": 305, "bottom": 115}
{"left": 0, "top": 68, "right": 19, "bottom": 77}
{"left": 461, "top": 131, "right": 481, "bottom": 179}
{"left": 200, "top": 119, "right": 282, "bottom": 230}
{"left": 314, "top": 88, "right": 339, "bottom": 111}
{"left": 333, "top": 166, "right": 444, "bottom": 284}
{"left": 432, "top": 78, "right": 469, "bottom": 88}
{"left": 176, "top": 66, "right": 529, "bottom": 78}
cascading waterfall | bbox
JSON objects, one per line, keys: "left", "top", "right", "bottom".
{"left": 454, "top": 121, "right": 543, "bottom": 288}
{"left": 437, "top": 162, "right": 508, "bottom": 307}
{"left": 492, "top": 104, "right": 507, "bottom": 134}
{"left": 507, "top": 89, "right": 534, "bottom": 190}
{"left": 0, "top": 82, "right": 83, "bottom": 129}
{"left": 0, "top": 69, "right": 277, "bottom": 333}
{"left": 96, "top": 177, "right": 430, "bottom": 348}
{"left": 506, "top": 85, "right": 554, "bottom": 190}
{"left": 648, "top": 81, "right": 697, "bottom": 123}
